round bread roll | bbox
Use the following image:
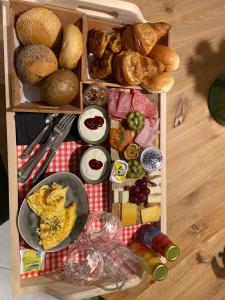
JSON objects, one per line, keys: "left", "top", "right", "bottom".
{"left": 16, "top": 7, "right": 62, "bottom": 48}
{"left": 59, "top": 24, "right": 84, "bottom": 70}
{"left": 41, "top": 70, "right": 79, "bottom": 106}
{"left": 141, "top": 72, "right": 174, "bottom": 93}
{"left": 149, "top": 44, "right": 180, "bottom": 71}
{"left": 16, "top": 44, "right": 58, "bottom": 85}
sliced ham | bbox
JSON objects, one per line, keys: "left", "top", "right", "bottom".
{"left": 108, "top": 89, "right": 120, "bottom": 116}
{"left": 135, "top": 118, "right": 159, "bottom": 147}
{"left": 131, "top": 90, "right": 158, "bottom": 118}
{"left": 114, "top": 92, "right": 132, "bottom": 119}
{"left": 148, "top": 118, "right": 159, "bottom": 130}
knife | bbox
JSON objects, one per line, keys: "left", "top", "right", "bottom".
{"left": 32, "top": 115, "right": 76, "bottom": 184}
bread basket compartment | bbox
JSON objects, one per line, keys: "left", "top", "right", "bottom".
{"left": 8, "top": 0, "right": 87, "bottom": 114}
{"left": 83, "top": 17, "right": 170, "bottom": 91}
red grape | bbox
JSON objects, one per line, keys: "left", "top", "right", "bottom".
{"left": 138, "top": 193, "right": 148, "bottom": 203}
{"left": 136, "top": 179, "right": 147, "bottom": 188}
{"left": 143, "top": 188, "right": 150, "bottom": 196}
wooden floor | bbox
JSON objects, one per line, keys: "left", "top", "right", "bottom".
{"left": 1, "top": 0, "right": 225, "bottom": 299}
{"left": 104, "top": 0, "right": 225, "bottom": 299}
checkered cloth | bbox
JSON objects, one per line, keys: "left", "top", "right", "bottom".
{"left": 17, "top": 142, "right": 140, "bottom": 279}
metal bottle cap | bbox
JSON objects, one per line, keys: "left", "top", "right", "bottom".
{"left": 165, "top": 245, "right": 180, "bottom": 261}
{"left": 153, "top": 263, "right": 168, "bottom": 281}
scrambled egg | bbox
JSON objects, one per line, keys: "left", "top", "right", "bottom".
{"left": 27, "top": 183, "right": 77, "bottom": 250}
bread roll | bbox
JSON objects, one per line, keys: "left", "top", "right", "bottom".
{"left": 59, "top": 24, "right": 83, "bottom": 70}
{"left": 16, "top": 44, "right": 58, "bottom": 85}
{"left": 16, "top": 7, "right": 62, "bottom": 48}
{"left": 141, "top": 72, "right": 174, "bottom": 93}
{"left": 149, "top": 44, "right": 180, "bottom": 71}
{"left": 41, "top": 70, "right": 79, "bottom": 106}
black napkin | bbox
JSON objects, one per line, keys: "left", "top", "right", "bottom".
{"left": 15, "top": 113, "right": 81, "bottom": 145}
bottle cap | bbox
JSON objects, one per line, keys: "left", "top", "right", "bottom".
{"left": 153, "top": 263, "right": 168, "bottom": 281}
{"left": 165, "top": 245, "right": 180, "bottom": 261}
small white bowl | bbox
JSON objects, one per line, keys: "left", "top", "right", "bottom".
{"left": 78, "top": 105, "right": 109, "bottom": 145}
{"left": 140, "top": 147, "right": 162, "bottom": 172}
{"left": 80, "top": 146, "right": 111, "bottom": 184}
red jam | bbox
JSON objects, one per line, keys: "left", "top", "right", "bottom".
{"left": 84, "top": 116, "right": 104, "bottom": 130}
{"left": 89, "top": 159, "right": 103, "bottom": 170}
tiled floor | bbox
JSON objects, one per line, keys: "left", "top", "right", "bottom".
{"left": 0, "top": 221, "right": 57, "bottom": 300}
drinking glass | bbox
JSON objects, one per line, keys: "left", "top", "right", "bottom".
{"left": 57, "top": 248, "right": 104, "bottom": 286}
{"left": 100, "top": 240, "right": 147, "bottom": 290}
{"left": 85, "top": 211, "right": 121, "bottom": 245}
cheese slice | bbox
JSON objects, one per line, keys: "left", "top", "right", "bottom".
{"left": 150, "top": 185, "right": 161, "bottom": 195}
{"left": 149, "top": 170, "right": 162, "bottom": 185}
{"left": 119, "top": 190, "right": 129, "bottom": 203}
{"left": 141, "top": 205, "right": 161, "bottom": 224}
{"left": 122, "top": 203, "right": 137, "bottom": 226}
{"left": 148, "top": 194, "right": 162, "bottom": 204}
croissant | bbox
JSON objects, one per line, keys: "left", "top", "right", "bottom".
{"left": 121, "top": 22, "right": 171, "bottom": 56}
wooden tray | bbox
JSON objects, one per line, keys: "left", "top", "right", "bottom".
{"left": 3, "top": 0, "right": 167, "bottom": 298}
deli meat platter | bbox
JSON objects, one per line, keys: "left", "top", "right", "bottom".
{"left": 2, "top": 0, "right": 179, "bottom": 298}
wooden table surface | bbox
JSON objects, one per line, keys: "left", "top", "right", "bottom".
{"left": 1, "top": 0, "right": 225, "bottom": 299}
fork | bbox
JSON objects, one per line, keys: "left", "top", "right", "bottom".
{"left": 18, "top": 114, "right": 73, "bottom": 183}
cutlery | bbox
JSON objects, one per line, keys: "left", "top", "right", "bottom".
{"left": 19, "top": 113, "right": 59, "bottom": 160}
{"left": 32, "top": 115, "right": 76, "bottom": 184}
{"left": 18, "top": 114, "right": 73, "bottom": 183}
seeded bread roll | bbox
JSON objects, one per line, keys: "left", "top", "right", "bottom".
{"left": 59, "top": 24, "right": 84, "bottom": 70}
{"left": 16, "top": 7, "right": 62, "bottom": 48}
{"left": 16, "top": 44, "right": 58, "bottom": 85}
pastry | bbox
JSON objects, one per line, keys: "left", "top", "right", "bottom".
{"left": 113, "top": 50, "right": 165, "bottom": 86}
{"left": 141, "top": 72, "right": 174, "bottom": 93}
{"left": 121, "top": 22, "right": 171, "bottom": 55}
{"left": 149, "top": 43, "right": 180, "bottom": 71}
{"left": 112, "top": 50, "right": 143, "bottom": 85}
{"left": 16, "top": 44, "right": 58, "bottom": 85}
{"left": 16, "top": 7, "right": 62, "bottom": 48}
{"left": 88, "top": 29, "right": 111, "bottom": 58}
{"left": 108, "top": 31, "right": 122, "bottom": 53}
{"left": 91, "top": 49, "right": 114, "bottom": 79}
{"left": 59, "top": 24, "right": 84, "bottom": 70}
{"left": 139, "top": 55, "right": 166, "bottom": 79}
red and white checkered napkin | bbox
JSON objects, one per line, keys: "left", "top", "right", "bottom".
{"left": 17, "top": 142, "right": 140, "bottom": 279}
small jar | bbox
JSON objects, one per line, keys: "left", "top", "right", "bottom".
{"left": 83, "top": 84, "right": 108, "bottom": 106}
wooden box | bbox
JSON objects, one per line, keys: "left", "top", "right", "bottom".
{"left": 3, "top": 0, "right": 167, "bottom": 298}
{"left": 7, "top": 0, "right": 87, "bottom": 114}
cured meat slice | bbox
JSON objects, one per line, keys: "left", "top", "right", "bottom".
{"left": 114, "top": 92, "right": 132, "bottom": 119}
{"left": 108, "top": 90, "right": 120, "bottom": 116}
{"left": 131, "top": 89, "right": 158, "bottom": 118}
{"left": 135, "top": 118, "right": 159, "bottom": 147}
{"left": 148, "top": 118, "right": 159, "bottom": 130}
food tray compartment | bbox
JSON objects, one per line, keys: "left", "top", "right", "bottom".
{"left": 83, "top": 17, "right": 169, "bottom": 88}
{"left": 8, "top": 0, "right": 87, "bottom": 114}
{"left": 3, "top": 0, "right": 167, "bottom": 298}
